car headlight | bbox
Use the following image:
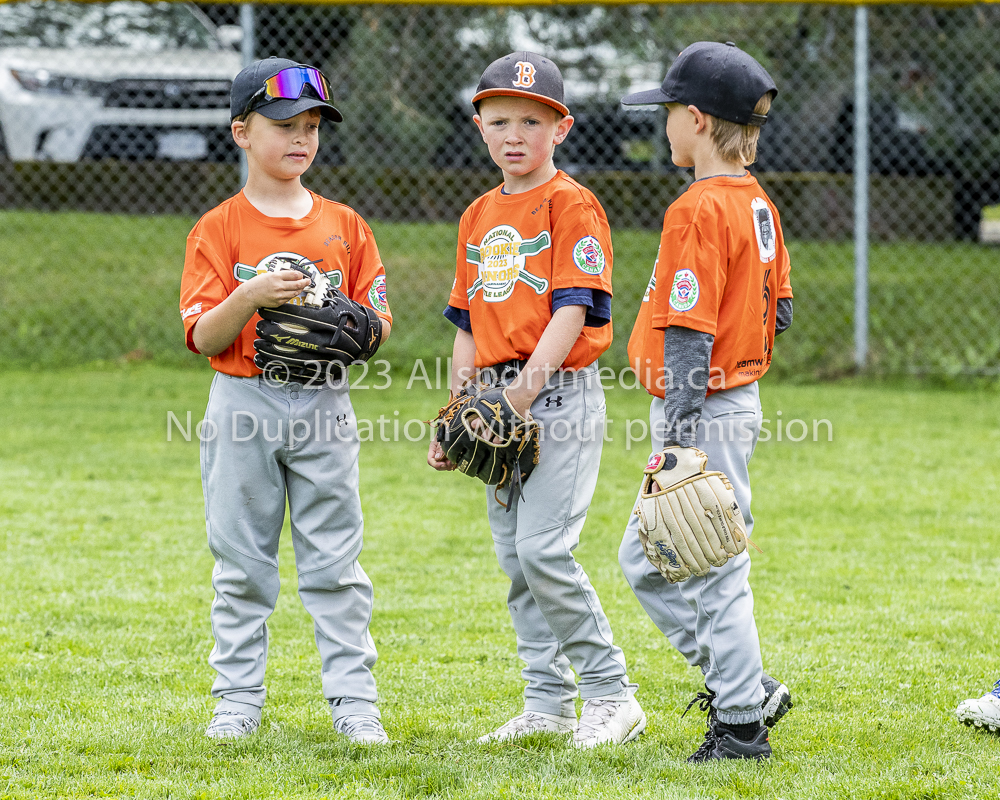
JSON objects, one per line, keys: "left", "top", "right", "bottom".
{"left": 11, "top": 68, "right": 105, "bottom": 97}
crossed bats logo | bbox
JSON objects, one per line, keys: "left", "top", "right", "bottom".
{"left": 466, "top": 225, "right": 551, "bottom": 303}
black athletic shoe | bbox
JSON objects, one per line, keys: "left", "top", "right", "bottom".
{"left": 761, "top": 673, "right": 793, "bottom": 728}
{"left": 688, "top": 725, "right": 771, "bottom": 762}
{"left": 686, "top": 722, "right": 720, "bottom": 763}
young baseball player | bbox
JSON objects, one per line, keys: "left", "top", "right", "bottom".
{"left": 427, "top": 52, "right": 645, "bottom": 748}
{"left": 957, "top": 677, "right": 1000, "bottom": 734}
{"left": 179, "top": 58, "right": 392, "bottom": 743}
{"left": 617, "top": 42, "right": 794, "bottom": 761}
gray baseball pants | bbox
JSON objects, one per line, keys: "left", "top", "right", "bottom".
{"left": 488, "top": 363, "right": 630, "bottom": 718}
{"left": 618, "top": 382, "right": 765, "bottom": 725}
{"left": 200, "top": 372, "right": 378, "bottom": 724}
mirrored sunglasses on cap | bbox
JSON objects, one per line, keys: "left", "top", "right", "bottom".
{"left": 245, "top": 66, "right": 332, "bottom": 114}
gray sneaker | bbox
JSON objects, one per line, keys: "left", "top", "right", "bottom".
{"left": 205, "top": 711, "right": 260, "bottom": 741}
{"left": 334, "top": 714, "right": 390, "bottom": 744}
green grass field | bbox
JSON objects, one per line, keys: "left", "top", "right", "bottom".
{"left": 1, "top": 366, "right": 998, "bottom": 799}
{"left": 1, "top": 210, "right": 999, "bottom": 379}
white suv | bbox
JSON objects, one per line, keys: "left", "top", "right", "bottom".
{"left": 0, "top": 1, "right": 241, "bottom": 161}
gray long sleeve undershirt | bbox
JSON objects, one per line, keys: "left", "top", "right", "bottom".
{"left": 661, "top": 326, "right": 715, "bottom": 448}
{"left": 775, "top": 297, "right": 793, "bottom": 336}
{"left": 661, "top": 298, "right": 793, "bottom": 448}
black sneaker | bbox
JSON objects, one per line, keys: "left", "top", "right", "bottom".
{"left": 683, "top": 675, "right": 786, "bottom": 763}
{"left": 689, "top": 724, "right": 771, "bottom": 762}
{"left": 761, "top": 672, "right": 793, "bottom": 728}
{"left": 686, "top": 722, "right": 719, "bottom": 763}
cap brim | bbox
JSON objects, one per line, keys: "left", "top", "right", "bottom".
{"left": 254, "top": 96, "right": 343, "bottom": 123}
{"left": 620, "top": 87, "right": 677, "bottom": 107}
{"left": 472, "top": 88, "right": 569, "bottom": 117}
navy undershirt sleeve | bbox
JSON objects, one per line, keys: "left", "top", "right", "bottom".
{"left": 444, "top": 290, "right": 611, "bottom": 332}
{"left": 551, "top": 288, "right": 611, "bottom": 328}
{"left": 443, "top": 305, "right": 472, "bottom": 333}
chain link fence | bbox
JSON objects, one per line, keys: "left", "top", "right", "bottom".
{"left": 1, "top": 1, "right": 998, "bottom": 377}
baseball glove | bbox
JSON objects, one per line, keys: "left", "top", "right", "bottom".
{"left": 634, "top": 447, "right": 751, "bottom": 583}
{"left": 434, "top": 383, "right": 540, "bottom": 510}
{"left": 253, "top": 261, "right": 382, "bottom": 384}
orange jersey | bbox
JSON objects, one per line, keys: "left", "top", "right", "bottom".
{"left": 449, "top": 171, "right": 614, "bottom": 370}
{"left": 628, "top": 174, "right": 792, "bottom": 397}
{"left": 180, "top": 190, "right": 391, "bottom": 377}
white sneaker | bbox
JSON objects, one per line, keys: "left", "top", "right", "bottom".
{"left": 334, "top": 714, "right": 390, "bottom": 744}
{"left": 205, "top": 712, "right": 260, "bottom": 741}
{"left": 477, "top": 711, "right": 577, "bottom": 743}
{"left": 956, "top": 680, "right": 1000, "bottom": 733}
{"left": 573, "top": 692, "right": 646, "bottom": 748}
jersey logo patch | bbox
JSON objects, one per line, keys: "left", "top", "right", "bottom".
{"left": 669, "top": 269, "right": 699, "bottom": 312}
{"left": 572, "top": 236, "right": 606, "bottom": 275}
{"left": 181, "top": 302, "right": 202, "bottom": 320}
{"left": 751, "top": 197, "right": 777, "bottom": 263}
{"left": 368, "top": 275, "right": 388, "bottom": 313}
{"left": 234, "top": 253, "right": 344, "bottom": 305}
{"left": 513, "top": 61, "right": 536, "bottom": 88}
{"left": 465, "top": 225, "right": 551, "bottom": 303}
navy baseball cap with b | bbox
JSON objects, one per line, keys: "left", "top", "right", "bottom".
{"left": 231, "top": 57, "right": 343, "bottom": 122}
{"left": 621, "top": 42, "right": 776, "bottom": 126}
{"left": 473, "top": 51, "right": 569, "bottom": 117}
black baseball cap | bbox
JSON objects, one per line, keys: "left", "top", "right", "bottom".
{"left": 230, "top": 57, "right": 343, "bottom": 122}
{"left": 473, "top": 51, "right": 569, "bottom": 117}
{"left": 621, "top": 42, "right": 776, "bottom": 126}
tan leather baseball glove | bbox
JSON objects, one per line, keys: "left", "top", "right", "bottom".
{"left": 634, "top": 447, "right": 751, "bottom": 583}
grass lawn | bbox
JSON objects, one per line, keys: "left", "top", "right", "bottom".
{"left": 1, "top": 366, "right": 998, "bottom": 799}
{"left": 1, "top": 211, "right": 999, "bottom": 378}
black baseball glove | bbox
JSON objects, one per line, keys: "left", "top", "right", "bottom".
{"left": 253, "top": 279, "right": 382, "bottom": 385}
{"left": 434, "top": 383, "right": 540, "bottom": 510}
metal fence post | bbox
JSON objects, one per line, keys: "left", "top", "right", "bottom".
{"left": 239, "top": 3, "right": 256, "bottom": 188}
{"left": 854, "top": 5, "right": 870, "bottom": 369}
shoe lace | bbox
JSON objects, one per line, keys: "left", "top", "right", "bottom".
{"left": 990, "top": 679, "right": 1000, "bottom": 700}
{"left": 575, "top": 700, "right": 617, "bottom": 740}
{"left": 689, "top": 726, "right": 718, "bottom": 761}
{"left": 337, "top": 715, "right": 385, "bottom": 738}
{"left": 504, "top": 712, "right": 556, "bottom": 735}
{"left": 682, "top": 690, "right": 715, "bottom": 719}
{"left": 209, "top": 713, "right": 257, "bottom": 735}
{"left": 683, "top": 689, "right": 719, "bottom": 762}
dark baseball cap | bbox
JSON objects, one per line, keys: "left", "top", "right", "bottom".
{"left": 473, "top": 51, "right": 569, "bottom": 117}
{"left": 621, "top": 42, "right": 776, "bottom": 126}
{"left": 230, "top": 57, "right": 343, "bottom": 122}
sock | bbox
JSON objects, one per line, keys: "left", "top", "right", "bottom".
{"left": 717, "top": 721, "right": 762, "bottom": 742}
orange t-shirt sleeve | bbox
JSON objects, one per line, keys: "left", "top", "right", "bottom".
{"left": 550, "top": 201, "right": 613, "bottom": 295}
{"left": 345, "top": 215, "right": 392, "bottom": 325}
{"left": 179, "top": 217, "right": 232, "bottom": 355}
{"left": 448, "top": 212, "right": 472, "bottom": 311}
{"left": 650, "top": 219, "right": 724, "bottom": 336}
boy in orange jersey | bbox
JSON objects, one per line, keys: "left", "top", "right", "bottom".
{"left": 427, "top": 52, "right": 645, "bottom": 748}
{"left": 618, "top": 42, "right": 794, "bottom": 761}
{"left": 180, "top": 58, "right": 392, "bottom": 743}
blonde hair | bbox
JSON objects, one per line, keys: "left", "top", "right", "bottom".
{"left": 232, "top": 109, "right": 256, "bottom": 132}
{"left": 709, "top": 94, "right": 772, "bottom": 166}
